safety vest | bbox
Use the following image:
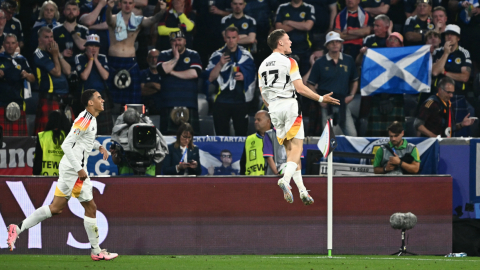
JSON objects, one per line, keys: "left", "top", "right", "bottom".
{"left": 38, "top": 130, "right": 65, "bottom": 176}
{"left": 380, "top": 140, "right": 417, "bottom": 175}
{"left": 245, "top": 133, "right": 265, "bottom": 175}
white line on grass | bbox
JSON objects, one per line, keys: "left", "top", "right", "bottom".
{"left": 261, "top": 256, "right": 480, "bottom": 262}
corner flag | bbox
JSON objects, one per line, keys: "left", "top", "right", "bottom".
{"left": 317, "top": 119, "right": 337, "bottom": 158}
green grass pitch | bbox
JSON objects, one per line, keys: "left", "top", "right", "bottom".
{"left": 1, "top": 255, "right": 479, "bottom": 269}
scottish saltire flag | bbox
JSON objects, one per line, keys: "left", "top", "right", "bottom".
{"left": 361, "top": 45, "right": 432, "bottom": 96}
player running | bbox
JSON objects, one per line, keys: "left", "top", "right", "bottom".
{"left": 6, "top": 89, "right": 118, "bottom": 261}
{"left": 258, "top": 29, "right": 340, "bottom": 205}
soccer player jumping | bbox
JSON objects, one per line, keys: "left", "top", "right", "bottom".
{"left": 258, "top": 29, "right": 340, "bottom": 205}
{"left": 6, "top": 89, "right": 118, "bottom": 261}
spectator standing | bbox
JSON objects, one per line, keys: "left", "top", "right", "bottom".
{"left": 457, "top": 0, "right": 480, "bottom": 73}
{"left": 363, "top": 31, "right": 406, "bottom": 137}
{"left": 240, "top": 110, "right": 270, "bottom": 175}
{"left": 30, "top": 1, "right": 61, "bottom": 62}
{"left": 404, "top": 0, "right": 441, "bottom": 18}
{"left": 79, "top": 0, "right": 109, "bottom": 56}
{"left": 53, "top": 1, "right": 88, "bottom": 68}
{"left": 243, "top": 0, "right": 278, "bottom": 64}
{"left": 140, "top": 49, "right": 161, "bottom": 112}
{"left": 0, "top": 34, "right": 35, "bottom": 136}
{"left": 162, "top": 123, "right": 202, "bottom": 176}
{"left": 154, "top": 0, "right": 195, "bottom": 51}
{"left": 156, "top": 31, "right": 202, "bottom": 135}
{"left": 360, "top": 0, "right": 390, "bottom": 16}
{"left": 404, "top": 0, "right": 433, "bottom": 46}
{"left": 1, "top": 0, "right": 23, "bottom": 50}
{"left": 307, "top": 32, "right": 359, "bottom": 136}
{"left": 74, "top": 34, "right": 112, "bottom": 135}
{"left": 432, "top": 24, "right": 473, "bottom": 136}
{"left": 105, "top": 0, "right": 166, "bottom": 111}
{"left": 432, "top": 6, "right": 447, "bottom": 34}
{"left": 275, "top": 0, "right": 315, "bottom": 75}
{"left": 33, "top": 27, "right": 71, "bottom": 134}
{"left": 334, "top": 0, "right": 372, "bottom": 61}
{"left": 32, "top": 110, "right": 71, "bottom": 176}
{"left": 386, "top": 0, "right": 406, "bottom": 34}
{"left": 306, "top": 0, "right": 337, "bottom": 50}
{"left": 221, "top": 0, "right": 256, "bottom": 51}
{"left": 0, "top": 10, "right": 8, "bottom": 52}
{"left": 207, "top": 26, "right": 256, "bottom": 136}
{"left": 192, "top": 0, "right": 231, "bottom": 67}
{"left": 356, "top": 14, "right": 390, "bottom": 65}
{"left": 208, "top": 149, "right": 239, "bottom": 175}
{"left": 415, "top": 77, "right": 475, "bottom": 137}
{"left": 425, "top": 30, "right": 441, "bottom": 52}
{"left": 373, "top": 121, "right": 420, "bottom": 175}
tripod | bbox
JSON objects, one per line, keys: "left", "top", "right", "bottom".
{"left": 392, "top": 229, "right": 417, "bottom": 256}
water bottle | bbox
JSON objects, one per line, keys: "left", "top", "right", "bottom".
{"left": 445, "top": 252, "right": 467, "bottom": 257}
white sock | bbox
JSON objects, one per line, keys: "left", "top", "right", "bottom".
{"left": 84, "top": 216, "right": 101, "bottom": 254}
{"left": 282, "top": 161, "right": 298, "bottom": 184}
{"left": 17, "top": 205, "right": 52, "bottom": 234}
{"left": 293, "top": 170, "right": 307, "bottom": 193}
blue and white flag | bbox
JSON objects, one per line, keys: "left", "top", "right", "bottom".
{"left": 361, "top": 45, "right": 432, "bottom": 96}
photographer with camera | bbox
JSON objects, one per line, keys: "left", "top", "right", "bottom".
{"left": 206, "top": 26, "right": 256, "bottom": 136}
{"left": 110, "top": 107, "right": 168, "bottom": 176}
{"left": 162, "top": 123, "right": 201, "bottom": 176}
{"left": 373, "top": 121, "right": 420, "bottom": 175}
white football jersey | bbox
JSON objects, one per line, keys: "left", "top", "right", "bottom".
{"left": 258, "top": 52, "right": 302, "bottom": 104}
{"left": 60, "top": 110, "right": 101, "bottom": 172}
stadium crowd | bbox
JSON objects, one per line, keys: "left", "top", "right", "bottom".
{"left": 1, "top": 0, "right": 480, "bottom": 140}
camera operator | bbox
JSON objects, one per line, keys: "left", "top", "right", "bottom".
{"left": 110, "top": 107, "right": 168, "bottom": 176}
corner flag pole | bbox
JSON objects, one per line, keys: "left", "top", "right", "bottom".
{"left": 317, "top": 119, "right": 336, "bottom": 257}
{"left": 327, "top": 151, "right": 333, "bottom": 257}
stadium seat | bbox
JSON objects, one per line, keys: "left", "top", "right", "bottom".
{"left": 199, "top": 115, "right": 215, "bottom": 136}
{"left": 198, "top": 94, "right": 209, "bottom": 116}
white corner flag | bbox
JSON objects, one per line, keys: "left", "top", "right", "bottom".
{"left": 317, "top": 119, "right": 337, "bottom": 257}
{"left": 317, "top": 119, "right": 337, "bottom": 158}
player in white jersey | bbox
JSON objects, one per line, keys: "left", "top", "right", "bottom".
{"left": 7, "top": 90, "right": 118, "bottom": 261}
{"left": 259, "top": 29, "right": 340, "bottom": 205}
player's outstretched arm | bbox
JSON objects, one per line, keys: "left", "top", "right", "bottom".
{"left": 292, "top": 79, "right": 340, "bottom": 105}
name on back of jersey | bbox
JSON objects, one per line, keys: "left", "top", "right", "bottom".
{"left": 266, "top": 61, "right": 276, "bottom": 67}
